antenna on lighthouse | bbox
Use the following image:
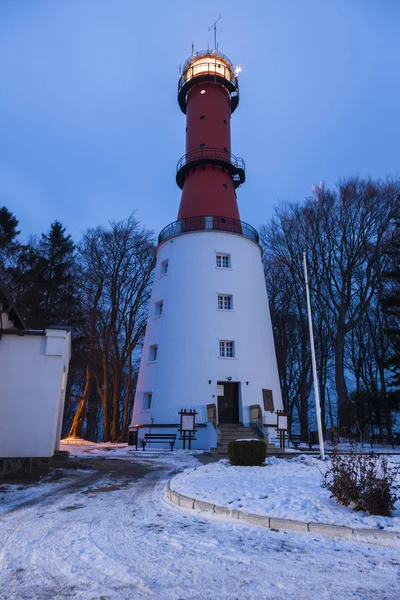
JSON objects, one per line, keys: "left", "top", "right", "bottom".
{"left": 208, "top": 14, "right": 222, "bottom": 52}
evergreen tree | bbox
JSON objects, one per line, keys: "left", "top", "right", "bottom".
{"left": 0, "top": 207, "right": 21, "bottom": 280}
{"left": 12, "top": 221, "right": 79, "bottom": 329}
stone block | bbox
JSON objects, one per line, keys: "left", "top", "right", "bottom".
{"left": 170, "top": 490, "right": 180, "bottom": 506}
{"left": 231, "top": 509, "right": 240, "bottom": 519}
{"left": 308, "top": 522, "right": 353, "bottom": 537}
{"left": 269, "top": 517, "right": 309, "bottom": 532}
{"left": 214, "top": 504, "right": 231, "bottom": 516}
{"left": 194, "top": 499, "right": 215, "bottom": 512}
{"left": 178, "top": 494, "right": 195, "bottom": 510}
{"left": 239, "top": 512, "right": 270, "bottom": 528}
{"left": 353, "top": 528, "right": 399, "bottom": 540}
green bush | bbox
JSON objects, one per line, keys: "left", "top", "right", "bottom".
{"left": 228, "top": 440, "right": 267, "bottom": 466}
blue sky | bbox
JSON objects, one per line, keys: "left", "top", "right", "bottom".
{"left": 1, "top": 0, "right": 399, "bottom": 241}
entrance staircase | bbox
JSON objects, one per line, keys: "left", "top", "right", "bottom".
{"left": 210, "top": 423, "right": 277, "bottom": 456}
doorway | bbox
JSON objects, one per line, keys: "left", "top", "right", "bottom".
{"left": 217, "top": 382, "right": 239, "bottom": 423}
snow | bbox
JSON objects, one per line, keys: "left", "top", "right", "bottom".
{"left": 1, "top": 444, "right": 400, "bottom": 599}
{"left": 171, "top": 454, "right": 400, "bottom": 532}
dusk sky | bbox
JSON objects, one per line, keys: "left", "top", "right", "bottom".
{"left": 1, "top": 0, "right": 399, "bottom": 241}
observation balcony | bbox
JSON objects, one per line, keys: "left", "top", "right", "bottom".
{"left": 176, "top": 148, "right": 245, "bottom": 190}
{"left": 178, "top": 50, "right": 239, "bottom": 114}
{"left": 158, "top": 215, "right": 259, "bottom": 245}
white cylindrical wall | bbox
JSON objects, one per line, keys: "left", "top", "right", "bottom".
{"left": 130, "top": 231, "right": 283, "bottom": 433}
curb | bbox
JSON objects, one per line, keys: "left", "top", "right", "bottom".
{"left": 164, "top": 481, "right": 400, "bottom": 545}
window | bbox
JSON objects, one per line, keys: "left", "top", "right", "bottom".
{"left": 200, "top": 115, "right": 205, "bottom": 120}
{"left": 142, "top": 392, "right": 152, "bottom": 410}
{"left": 149, "top": 344, "right": 158, "bottom": 362}
{"left": 223, "top": 119, "right": 227, "bottom": 125}
{"left": 160, "top": 259, "right": 168, "bottom": 275}
{"left": 219, "top": 340, "right": 235, "bottom": 358}
{"left": 200, "top": 89, "right": 206, "bottom": 95}
{"left": 216, "top": 254, "right": 230, "bottom": 268}
{"left": 155, "top": 300, "right": 163, "bottom": 316}
{"left": 224, "top": 147, "right": 228, "bottom": 152}
{"left": 218, "top": 295, "right": 233, "bottom": 310}
{"left": 200, "top": 143, "right": 205, "bottom": 148}
{"left": 222, "top": 183, "right": 227, "bottom": 189}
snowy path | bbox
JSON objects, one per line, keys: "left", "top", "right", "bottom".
{"left": 0, "top": 451, "right": 400, "bottom": 599}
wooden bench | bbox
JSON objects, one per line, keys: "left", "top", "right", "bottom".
{"left": 289, "top": 434, "right": 312, "bottom": 450}
{"left": 138, "top": 433, "right": 177, "bottom": 451}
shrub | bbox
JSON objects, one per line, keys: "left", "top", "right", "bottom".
{"left": 322, "top": 449, "right": 400, "bottom": 516}
{"left": 228, "top": 440, "right": 267, "bottom": 466}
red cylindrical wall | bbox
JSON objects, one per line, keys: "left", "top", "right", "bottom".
{"left": 177, "top": 81, "right": 240, "bottom": 221}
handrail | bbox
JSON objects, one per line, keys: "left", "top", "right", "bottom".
{"left": 158, "top": 216, "right": 259, "bottom": 245}
{"left": 176, "top": 148, "right": 245, "bottom": 173}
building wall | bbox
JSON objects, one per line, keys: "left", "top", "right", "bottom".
{"left": 0, "top": 329, "right": 71, "bottom": 458}
{"left": 131, "top": 231, "right": 283, "bottom": 437}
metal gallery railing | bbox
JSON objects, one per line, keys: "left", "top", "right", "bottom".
{"left": 158, "top": 216, "right": 259, "bottom": 245}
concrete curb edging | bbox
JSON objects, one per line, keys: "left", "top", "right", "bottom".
{"left": 164, "top": 481, "right": 400, "bottom": 544}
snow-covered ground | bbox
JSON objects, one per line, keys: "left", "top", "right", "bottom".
{"left": 171, "top": 454, "right": 400, "bottom": 533}
{"left": 1, "top": 444, "right": 400, "bottom": 599}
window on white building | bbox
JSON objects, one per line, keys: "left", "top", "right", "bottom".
{"left": 149, "top": 344, "right": 158, "bottom": 361}
{"left": 160, "top": 259, "right": 169, "bottom": 275}
{"left": 142, "top": 392, "right": 152, "bottom": 410}
{"left": 216, "top": 254, "right": 230, "bottom": 268}
{"left": 219, "top": 340, "right": 235, "bottom": 358}
{"left": 155, "top": 300, "right": 163, "bottom": 316}
{"left": 218, "top": 295, "right": 233, "bottom": 310}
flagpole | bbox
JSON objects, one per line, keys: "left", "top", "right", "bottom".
{"left": 303, "top": 252, "right": 325, "bottom": 460}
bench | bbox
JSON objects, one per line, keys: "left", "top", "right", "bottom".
{"left": 138, "top": 433, "right": 177, "bottom": 451}
{"left": 289, "top": 434, "right": 312, "bottom": 450}
{"left": 369, "top": 434, "right": 396, "bottom": 449}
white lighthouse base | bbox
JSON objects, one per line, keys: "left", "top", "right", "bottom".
{"left": 130, "top": 230, "right": 283, "bottom": 450}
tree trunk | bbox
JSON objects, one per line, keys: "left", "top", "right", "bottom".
{"left": 68, "top": 365, "right": 91, "bottom": 438}
{"left": 111, "top": 365, "right": 121, "bottom": 441}
{"left": 120, "top": 356, "right": 133, "bottom": 442}
{"left": 100, "top": 354, "right": 111, "bottom": 441}
{"left": 335, "top": 330, "right": 351, "bottom": 429}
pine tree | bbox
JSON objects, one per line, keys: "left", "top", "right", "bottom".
{"left": 12, "top": 221, "right": 79, "bottom": 329}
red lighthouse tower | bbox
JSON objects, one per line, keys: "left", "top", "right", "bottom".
{"left": 176, "top": 51, "right": 245, "bottom": 225}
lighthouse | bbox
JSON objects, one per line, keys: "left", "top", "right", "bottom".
{"left": 129, "top": 48, "right": 283, "bottom": 450}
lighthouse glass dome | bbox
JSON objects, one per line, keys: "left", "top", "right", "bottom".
{"left": 183, "top": 54, "right": 234, "bottom": 83}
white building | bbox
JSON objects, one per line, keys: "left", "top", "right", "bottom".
{"left": 0, "top": 283, "right": 71, "bottom": 459}
{"left": 130, "top": 50, "right": 283, "bottom": 450}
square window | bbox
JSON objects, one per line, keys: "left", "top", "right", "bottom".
{"left": 219, "top": 340, "right": 235, "bottom": 358}
{"left": 155, "top": 300, "right": 163, "bottom": 316}
{"left": 217, "top": 295, "right": 233, "bottom": 310}
{"left": 160, "top": 259, "right": 169, "bottom": 275}
{"left": 216, "top": 254, "right": 230, "bottom": 268}
{"left": 142, "top": 392, "right": 152, "bottom": 410}
{"left": 149, "top": 344, "right": 158, "bottom": 361}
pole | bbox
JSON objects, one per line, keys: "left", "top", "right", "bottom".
{"left": 303, "top": 252, "right": 325, "bottom": 460}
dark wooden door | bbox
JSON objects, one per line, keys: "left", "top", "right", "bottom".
{"left": 217, "top": 382, "right": 239, "bottom": 423}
